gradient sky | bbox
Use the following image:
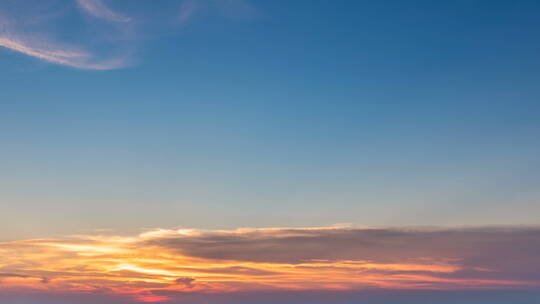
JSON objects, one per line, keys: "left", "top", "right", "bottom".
{"left": 1, "top": 0, "right": 539, "bottom": 240}
{"left": 1, "top": 1, "right": 540, "bottom": 303}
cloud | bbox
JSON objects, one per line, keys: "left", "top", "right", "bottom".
{"left": 0, "top": 2, "right": 131, "bottom": 70}
{"left": 175, "top": 277, "right": 195, "bottom": 288}
{"left": 0, "top": 226, "right": 539, "bottom": 302}
{"left": 175, "top": 0, "right": 257, "bottom": 25}
{"left": 0, "top": 0, "right": 256, "bottom": 70}
{"left": 145, "top": 226, "right": 539, "bottom": 265}
{"left": 76, "top": 0, "right": 130, "bottom": 23}
{"left": 0, "top": 273, "right": 30, "bottom": 278}
{"left": 175, "top": 0, "right": 199, "bottom": 25}
{"left": 0, "top": 32, "right": 129, "bottom": 70}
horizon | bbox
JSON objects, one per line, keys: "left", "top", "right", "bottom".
{"left": 1, "top": 0, "right": 539, "bottom": 303}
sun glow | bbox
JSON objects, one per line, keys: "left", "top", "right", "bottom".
{"left": 1, "top": 227, "right": 538, "bottom": 303}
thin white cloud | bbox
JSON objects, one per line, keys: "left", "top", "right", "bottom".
{"left": 175, "top": 0, "right": 258, "bottom": 25}
{"left": 0, "top": 0, "right": 255, "bottom": 70}
{"left": 0, "top": 32, "right": 129, "bottom": 70}
{"left": 177, "top": 0, "right": 199, "bottom": 25}
{"left": 76, "top": 0, "right": 130, "bottom": 23}
{"left": 0, "top": 4, "right": 130, "bottom": 70}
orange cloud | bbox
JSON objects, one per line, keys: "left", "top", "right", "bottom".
{"left": 0, "top": 226, "right": 539, "bottom": 302}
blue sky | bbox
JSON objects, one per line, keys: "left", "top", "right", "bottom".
{"left": 1, "top": 0, "right": 540, "bottom": 240}
{"left": 1, "top": 1, "right": 540, "bottom": 303}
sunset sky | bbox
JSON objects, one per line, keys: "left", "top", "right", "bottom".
{"left": 1, "top": 0, "right": 540, "bottom": 303}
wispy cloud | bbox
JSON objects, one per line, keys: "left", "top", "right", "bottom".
{"left": 0, "top": 0, "right": 255, "bottom": 70}
{"left": 0, "top": 31, "right": 129, "bottom": 70}
{"left": 0, "top": 2, "right": 131, "bottom": 70}
{"left": 177, "top": 0, "right": 199, "bottom": 25}
{"left": 0, "top": 226, "right": 539, "bottom": 302}
{"left": 76, "top": 0, "right": 130, "bottom": 23}
{"left": 175, "top": 0, "right": 257, "bottom": 25}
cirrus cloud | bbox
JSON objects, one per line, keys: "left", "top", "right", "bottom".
{"left": 0, "top": 0, "right": 255, "bottom": 70}
{"left": 76, "top": 0, "right": 130, "bottom": 23}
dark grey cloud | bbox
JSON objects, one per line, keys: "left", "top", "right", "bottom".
{"left": 145, "top": 227, "right": 540, "bottom": 282}
{"left": 174, "top": 277, "right": 195, "bottom": 288}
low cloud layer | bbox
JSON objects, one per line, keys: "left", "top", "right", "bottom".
{"left": 0, "top": 226, "right": 539, "bottom": 302}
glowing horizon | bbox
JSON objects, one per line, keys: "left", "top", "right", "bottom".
{"left": 1, "top": 226, "right": 539, "bottom": 303}
{"left": 2, "top": 1, "right": 540, "bottom": 303}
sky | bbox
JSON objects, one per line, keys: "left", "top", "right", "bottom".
{"left": 0, "top": 0, "right": 540, "bottom": 303}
